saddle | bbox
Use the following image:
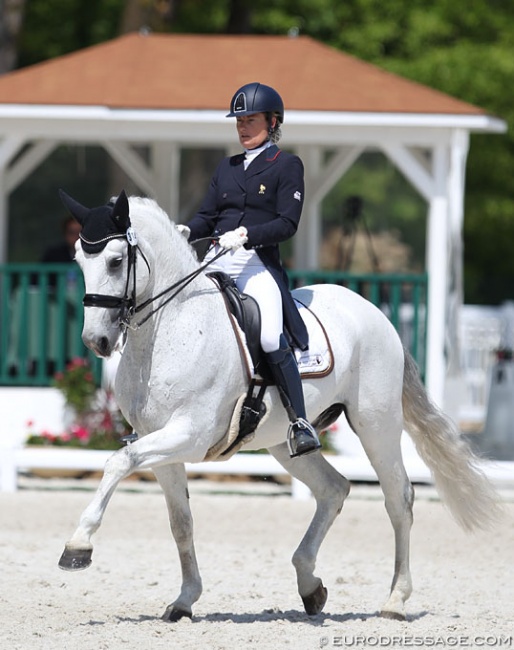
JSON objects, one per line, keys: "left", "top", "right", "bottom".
{"left": 207, "top": 271, "right": 269, "bottom": 377}
{"left": 207, "top": 271, "right": 270, "bottom": 449}
{"left": 204, "top": 272, "right": 336, "bottom": 461}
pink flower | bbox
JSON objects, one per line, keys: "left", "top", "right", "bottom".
{"left": 71, "top": 425, "right": 90, "bottom": 441}
{"left": 26, "top": 419, "right": 34, "bottom": 428}
{"left": 73, "top": 357, "right": 87, "bottom": 367}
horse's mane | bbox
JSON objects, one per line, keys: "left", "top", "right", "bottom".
{"left": 127, "top": 195, "right": 199, "bottom": 268}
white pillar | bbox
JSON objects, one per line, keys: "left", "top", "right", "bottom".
{"left": 152, "top": 142, "right": 181, "bottom": 222}
{"left": 425, "top": 144, "right": 450, "bottom": 407}
{"left": 0, "top": 136, "right": 25, "bottom": 262}
{"left": 446, "top": 129, "right": 469, "bottom": 373}
{"left": 295, "top": 145, "right": 322, "bottom": 270}
{"left": 442, "top": 130, "right": 470, "bottom": 422}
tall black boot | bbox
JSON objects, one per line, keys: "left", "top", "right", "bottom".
{"left": 266, "top": 335, "right": 322, "bottom": 458}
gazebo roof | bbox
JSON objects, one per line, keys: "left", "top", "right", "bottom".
{"left": 0, "top": 32, "right": 492, "bottom": 117}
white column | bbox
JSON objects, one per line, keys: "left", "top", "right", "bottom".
{"left": 442, "top": 130, "right": 470, "bottom": 422}
{"left": 294, "top": 145, "right": 322, "bottom": 270}
{"left": 425, "top": 144, "right": 450, "bottom": 407}
{"left": 0, "top": 136, "right": 25, "bottom": 262}
{"left": 152, "top": 142, "right": 181, "bottom": 222}
{"left": 446, "top": 129, "right": 469, "bottom": 373}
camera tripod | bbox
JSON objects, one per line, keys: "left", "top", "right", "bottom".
{"left": 337, "top": 195, "right": 381, "bottom": 273}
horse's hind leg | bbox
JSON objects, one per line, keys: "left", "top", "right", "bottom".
{"left": 269, "top": 443, "right": 350, "bottom": 616}
{"left": 152, "top": 464, "right": 203, "bottom": 622}
{"left": 352, "top": 409, "right": 415, "bottom": 620}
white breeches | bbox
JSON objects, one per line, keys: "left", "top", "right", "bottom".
{"left": 205, "top": 245, "right": 283, "bottom": 353}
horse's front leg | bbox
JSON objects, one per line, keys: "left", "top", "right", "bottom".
{"left": 58, "top": 421, "right": 207, "bottom": 573}
{"left": 152, "top": 464, "right": 203, "bottom": 622}
{"left": 58, "top": 443, "right": 137, "bottom": 570}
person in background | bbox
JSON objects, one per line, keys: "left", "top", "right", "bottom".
{"left": 41, "top": 215, "right": 81, "bottom": 263}
{"left": 185, "top": 81, "right": 321, "bottom": 458}
{"left": 40, "top": 215, "right": 82, "bottom": 289}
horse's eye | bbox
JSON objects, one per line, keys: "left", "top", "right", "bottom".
{"left": 109, "top": 257, "right": 123, "bottom": 270}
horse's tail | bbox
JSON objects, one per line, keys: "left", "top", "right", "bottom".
{"left": 402, "top": 348, "right": 502, "bottom": 531}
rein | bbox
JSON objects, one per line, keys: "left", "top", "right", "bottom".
{"left": 83, "top": 234, "right": 227, "bottom": 332}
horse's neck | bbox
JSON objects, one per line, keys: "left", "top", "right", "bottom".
{"left": 121, "top": 269, "right": 229, "bottom": 397}
{"left": 128, "top": 239, "right": 219, "bottom": 354}
{"left": 142, "top": 227, "right": 207, "bottom": 300}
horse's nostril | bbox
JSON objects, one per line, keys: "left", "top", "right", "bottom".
{"left": 98, "top": 336, "right": 111, "bottom": 356}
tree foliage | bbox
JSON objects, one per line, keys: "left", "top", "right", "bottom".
{"left": 6, "top": 0, "right": 514, "bottom": 303}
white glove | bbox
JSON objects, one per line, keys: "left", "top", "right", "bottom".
{"left": 176, "top": 224, "right": 191, "bottom": 239}
{"left": 218, "top": 226, "right": 248, "bottom": 250}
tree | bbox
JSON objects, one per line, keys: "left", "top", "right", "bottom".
{"left": 0, "top": 0, "right": 26, "bottom": 73}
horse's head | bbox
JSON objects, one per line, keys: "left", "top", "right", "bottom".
{"left": 60, "top": 189, "right": 153, "bottom": 358}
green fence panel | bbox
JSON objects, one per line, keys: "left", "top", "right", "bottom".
{"left": 0, "top": 264, "right": 427, "bottom": 386}
{"left": 0, "top": 263, "right": 101, "bottom": 387}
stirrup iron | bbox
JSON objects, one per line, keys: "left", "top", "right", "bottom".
{"left": 287, "top": 417, "right": 322, "bottom": 458}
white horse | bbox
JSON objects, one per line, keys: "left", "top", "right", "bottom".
{"left": 58, "top": 190, "right": 500, "bottom": 622}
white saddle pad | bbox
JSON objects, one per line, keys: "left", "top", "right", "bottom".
{"left": 294, "top": 300, "right": 333, "bottom": 378}
{"left": 236, "top": 300, "right": 333, "bottom": 379}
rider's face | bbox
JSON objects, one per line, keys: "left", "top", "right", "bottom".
{"left": 236, "top": 113, "right": 276, "bottom": 150}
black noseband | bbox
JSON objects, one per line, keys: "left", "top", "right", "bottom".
{"left": 83, "top": 294, "right": 132, "bottom": 309}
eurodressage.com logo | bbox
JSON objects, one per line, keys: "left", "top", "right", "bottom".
{"left": 319, "top": 635, "right": 513, "bottom": 647}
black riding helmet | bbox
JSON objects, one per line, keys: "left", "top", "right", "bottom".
{"left": 226, "top": 82, "right": 284, "bottom": 125}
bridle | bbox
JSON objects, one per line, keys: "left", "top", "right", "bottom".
{"left": 82, "top": 229, "right": 227, "bottom": 334}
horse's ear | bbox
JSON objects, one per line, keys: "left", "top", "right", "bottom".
{"left": 59, "top": 189, "right": 89, "bottom": 226}
{"left": 111, "top": 190, "right": 131, "bottom": 230}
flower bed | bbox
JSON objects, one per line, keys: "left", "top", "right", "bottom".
{"left": 25, "top": 358, "right": 128, "bottom": 451}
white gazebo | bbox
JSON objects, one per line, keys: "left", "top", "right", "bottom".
{"left": 0, "top": 32, "right": 506, "bottom": 406}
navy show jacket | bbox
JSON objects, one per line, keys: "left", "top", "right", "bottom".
{"left": 187, "top": 144, "right": 309, "bottom": 351}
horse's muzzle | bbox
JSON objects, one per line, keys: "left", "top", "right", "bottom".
{"left": 82, "top": 332, "right": 114, "bottom": 358}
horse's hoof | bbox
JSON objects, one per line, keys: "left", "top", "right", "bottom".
{"left": 380, "top": 609, "right": 406, "bottom": 621}
{"left": 162, "top": 605, "right": 193, "bottom": 622}
{"left": 58, "top": 547, "right": 93, "bottom": 571}
{"left": 302, "top": 582, "right": 328, "bottom": 616}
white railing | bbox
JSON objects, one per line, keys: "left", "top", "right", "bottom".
{"left": 0, "top": 442, "right": 436, "bottom": 495}
{"left": 457, "top": 303, "right": 514, "bottom": 427}
{"left": 3, "top": 440, "right": 514, "bottom": 495}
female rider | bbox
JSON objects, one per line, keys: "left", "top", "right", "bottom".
{"left": 186, "top": 82, "right": 321, "bottom": 458}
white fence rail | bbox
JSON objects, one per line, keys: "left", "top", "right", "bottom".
{"left": 2, "top": 443, "right": 513, "bottom": 495}
{"left": 0, "top": 444, "right": 435, "bottom": 495}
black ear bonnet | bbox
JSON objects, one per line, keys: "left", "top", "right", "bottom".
{"left": 59, "top": 189, "right": 131, "bottom": 254}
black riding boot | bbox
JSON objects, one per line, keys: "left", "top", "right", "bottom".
{"left": 266, "top": 335, "right": 322, "bottom": 458}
